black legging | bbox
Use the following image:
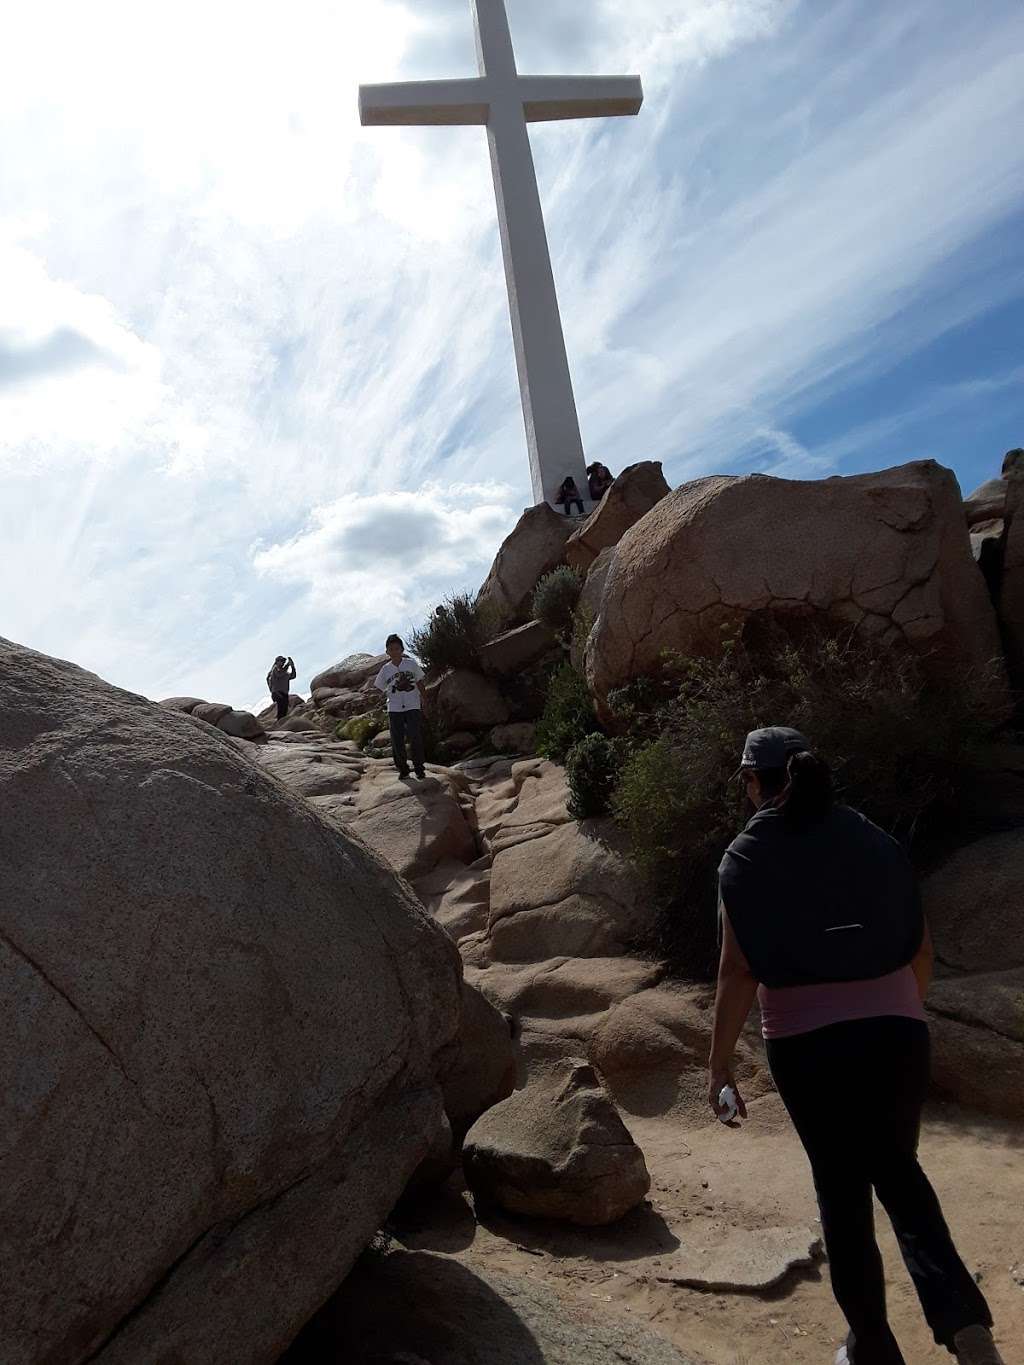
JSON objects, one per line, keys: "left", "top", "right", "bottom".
{"left": 767, "top": 1016, "right": 990, "bottom": 1362}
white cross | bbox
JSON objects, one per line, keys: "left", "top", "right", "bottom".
{"left": 360, "top": 0, "right": 643, "bottom": 510}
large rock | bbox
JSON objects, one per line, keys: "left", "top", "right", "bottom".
{"left": 442, "top": 981, "right": 516, "bottom": 1140}
{"left": 964, "top": 476, "right": 1010, "bottom": 527}
{"left": 463, "top": 1061, "right": 650, "bottom": 1225}
{"left": 255, "top": 694, "right": 305, "bottom": 728}
{"left": 434, "top": 669, "right": 510, "bottom": 729}
{"left": 476, "top": 503, "right": 574, "bottom": 628}
{"left": 999, "top": 476, "right": 1024, "bottom": 688}
{"left": 565, "top": 461, "right": 670, "bottom": 573}
{"left": 586, "top": 461, "right": 1008, "bottom": 715}
{"left": 0, "top": 638, "right": 461, "bottom": 1365}
{"left": 923, "top": 832, "right": 1024, "bottom": 973}
{"left": 572, "top": 546, "right": 617, "bottom": 669}
{"left": 927, "top": 969, "right": 1024, "bottom": 1120}
{"left": 287, "top": 1249, "right": 700, "bottom": 1365}
{"left": 310, "top": 652, "right": 386, "bottom": 695}
{"left": 326, "top": 770, "right": 478, "bottom": 882}
{"left": 479, "top": 619, "right": 556, "bottom": 676}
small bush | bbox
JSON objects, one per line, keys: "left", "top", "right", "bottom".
{"left": 338, "top": 711, "right": 387, "bottom": 748}
{"left": 411, "top": 593, "right": 494, "bottom": 674}
{"left": 566, "top": 733, "right": 621, "bottom": 819}
{"left": 535, "top": 663, "right": 600, "bottom": 762}
{"left": 533, "top": 566, "right": 583, "bottom": 638}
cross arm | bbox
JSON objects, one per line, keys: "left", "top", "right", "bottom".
{"left": 518, "top": 75, "right": 643, "bottom": 123}
{"left": 359, "top": 77, "right": 490, "bottom": 127}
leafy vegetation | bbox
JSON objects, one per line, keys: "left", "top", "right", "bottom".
{"left": 337, "top": 711, "right": 387, "bottom": 748}
{"left": 565, "top": 733, "right": 621, "bottom": 819}
{"left": 609, "top": 624, "right": 995, "bottom": 978}
{"left": 410, "top": 592, "right": 496, "bottom": 675}
{"left": 535, "top": 662, "right": 601, "bottom": 762}
{"left": 533, "top": 566, "right": 583, "bottom": 639}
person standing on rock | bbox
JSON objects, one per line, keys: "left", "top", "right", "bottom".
{"left": 374, "top": 635, "right": 427, "bottom": 780}
{"left": 707, "top": 727, "right": 1002, "bottom": 1365}
{"left": 266, "top": 655, "right": 297, "bottom": 721}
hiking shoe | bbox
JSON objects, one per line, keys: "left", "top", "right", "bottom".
{"left": 414, "top": 768, "right": 426, "bottom": 779}
{"left": 953, "top": 1326, "right": 1004, "bottom": 1365}
{"left": 396, "top": 769, "right": 411, "bottom": 780}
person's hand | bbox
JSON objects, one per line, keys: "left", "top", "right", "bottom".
{"left": 708, "top": 1066, "right": 747, "bottom": 1121}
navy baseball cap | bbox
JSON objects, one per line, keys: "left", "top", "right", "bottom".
{"left": 737, "top": 726, "right": 810, "bottom": 774}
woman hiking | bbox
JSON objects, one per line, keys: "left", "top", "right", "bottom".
{"left": 708, "top": 727, "right": 1002, "bottom": 1365}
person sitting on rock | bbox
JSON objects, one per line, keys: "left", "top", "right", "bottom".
{"left": 587, "top": 462, "right": 614, "bottom": 501}
{"left": 708, "top": 727, "right": 1003, "bottom": 1365}
{"left": 556, "top": 476, "right": 585, "bottom": 517}
{"left": 266, "top": 655, "right": 296, "bottom": 721}
{"left": 374, "top": 635, "right": 427, "bottom": 780}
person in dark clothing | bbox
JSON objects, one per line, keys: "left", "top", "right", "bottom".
{"left": 266, "top": 655, "right": 296, "bottom": 720}
{"left": 556, "top": 476, "right": 585, "bottom": 516}
{"left": 708, "top": 728, "right": 1002, "bottom": 1365}
{"left": 587, "top": 462, "right": 614, "bottom": 501}
{"left": 373, "top": 634, "right": 427, "bottom": 780}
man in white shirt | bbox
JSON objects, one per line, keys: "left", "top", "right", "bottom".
{"left": 374, "top": 634, "right": 427, "bottom": 779}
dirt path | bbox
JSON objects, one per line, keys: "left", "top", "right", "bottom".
{"left": 396, "top": 1096, "right": 1022, "bottom": 1364}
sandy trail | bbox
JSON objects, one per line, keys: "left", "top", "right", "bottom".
{"left": 396, "top": 1096, "right": 1022, "bottom": 1364}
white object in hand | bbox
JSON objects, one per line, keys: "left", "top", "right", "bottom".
{"left": 718, "top": 1085, "right": 739, "bottom": 1123}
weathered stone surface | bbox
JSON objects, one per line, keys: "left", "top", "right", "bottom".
{"left": 192, "top": 700, "right": 233, "bottom": 726}
{"left": 0, "top": 637, "right": 461, "bottom": 1365}
{"left": 572, "top": 547, "right": 617, "bottom": 669}
{"left": 159, "top": 696, "right": 205, "bottom": 713}
{"left": 586, "top": 461, "right": 1007, "bottom": 716}
{"left": 443, "top": 981, "right": 516, "bottom": 1140}
{"left": 332, "top": 770, "right": 478, "bottom": 882}
{"left": 655, "top": 1225, "right": 821, "bottom": 1292}
{"left": 216, "top": 708, "right": 266, "bottom": 741}
{"left": 255, "top": 694, "right": 305, "bottom": 728}
{"left": 479, "top": 619, "right": 556, "bottom": 676}
{"left": 489, "top": 721, "right": 538, "bottom": 754}
{"left": 590, "top": 982, "right": 770, "bottom": 1124}
{"left": 254, "top": 740, "right": 364, "bottom": 798}
{"left": 310, "top": 652, "right": 386, "bottom": 695}
{"left": 414, "top": 857, "right": 492, "bottom": 943}
{"left": 565, "top": 461, "right": 670, "bottom": 573}
{"left": 923, "top": 832, "right": 1024, "bottom": 973}
{"left": 318, "top": 688, "right": 373, "bottom": 719}
{"left": 288, "top": 1249, "right": 700, "bottom": 1365}
{"left": 435, "top": 669, "right": 510, "bottom": 729}
{"left": 964, "top": 476, "right": 1010, "bottom": 527}
{"left": 477, "top": 503, "right": 574, "bottom": 627}
{"left": 464, "top": 1061, "right": 650, "bottom": 1225}
{"left": 999, "top": 476, "right": 1024, "bottom": 688}
{"left": 927, "top": 970, "right": 1024, "bottom": 1120}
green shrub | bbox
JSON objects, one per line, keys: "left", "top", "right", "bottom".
{"left": 611, "top": 623, "right": 995, "bottom": 979}
{"left": 411, "top": 593, "right": 494, "bottom": 674}
{"left": 535, "top": 663, "right": 600, "bottom": 762}
{"left": 566, "top": 733, "right": 621, "bottom": 819}
{"left": 338, "top": 711, "right": 387, "bottom": 748}
{"left": 533, "top": 566, "right": 583, "bottom": 638}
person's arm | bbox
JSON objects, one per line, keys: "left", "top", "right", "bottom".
{"left": 373, "top": 665, "right": 390, "bottom": 695}
{"left": 707, "top": 907, "right": 759, "bottom": 1119}
{"left": 910, "top": 918, "right": 934, "bottom": 1002}
{"left": 287, "top": 659, "right": 296, "bottom": 679}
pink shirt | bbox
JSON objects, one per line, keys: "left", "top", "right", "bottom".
{"left": 758, "top": 965, "right": 926, "bottom": 1040}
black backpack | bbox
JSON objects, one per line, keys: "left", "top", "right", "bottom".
{"left": 718, "top": 804, "right": 923, "bottom": 989}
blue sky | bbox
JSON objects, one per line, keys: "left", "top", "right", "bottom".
{"left": 1, "top": 0, "right": 1022, "bottom": 708}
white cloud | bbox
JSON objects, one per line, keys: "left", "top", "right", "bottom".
{"left": 1, "top": 0, "right": 1022, "bottom": 705}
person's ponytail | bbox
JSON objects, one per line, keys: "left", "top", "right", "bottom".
{"left": 776, "top": 750, "right": 833, "bottom": 828}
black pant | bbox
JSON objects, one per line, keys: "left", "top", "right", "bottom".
{"left": 767, "top": 1017, "right": 990, "bottom": 1363}
{"left": 271, "top": 690, "right": 289, "bottom": 720}
{"left": 560, "top": 498, "right": 584, "bottom": 516}
{"left": 389, "top": 708, "right": 425, "bottom": 775}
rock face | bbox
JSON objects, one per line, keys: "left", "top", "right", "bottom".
{"left": 464, "top": 1062, "right": 650, "bottom": 1225}
{"left": 565, "top": 461, "right": 670, "bottom": 573}
{"left": 476, "top": 503, "right": 574, "bottom": 628}
{"left": 999, "top": 477, "right": 1024, "bottom": 688}
{"left": 479, "top": 619, "right": 556, "bottom": 676}
{"left": 309, "top": 652, "right": 386, "bottom": 695}
{"left": 923, "top": 832, "right": 1024, "bottom": 973}
{"left": 443, "top": 981, "right": 517, "bottom": 1141}
{"left": 289, "top": 1249, "right": 700, "bottom": 1365}
{"left": 0, "top": 638, "right": 461, "bottom": 1365}
{"left": 434, "top": 668, "right": 510, "bottom": 729}
{"left": 927, "top": 969, "right": 1024, "bottom": 1120}
{"left": 964, "top": 475, "right": 1010, "bottom": 527}
{"left": 586, "top": 461, "right": 1007, "bottom": 715}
